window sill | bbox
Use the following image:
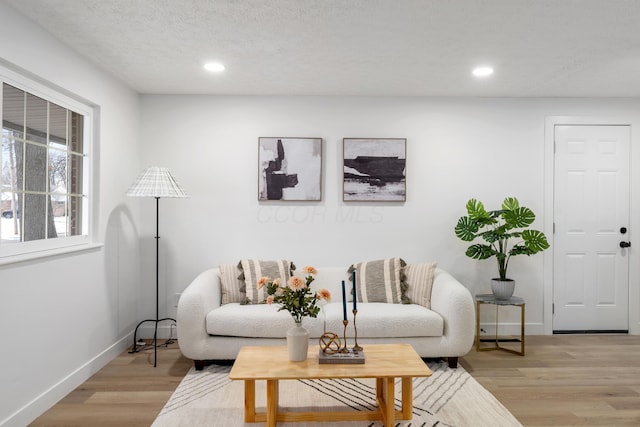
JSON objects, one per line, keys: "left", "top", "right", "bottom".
{"left": 0, "top": 242, "right": 104, "bottom": 266}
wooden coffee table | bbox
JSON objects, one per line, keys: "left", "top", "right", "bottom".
{"left": 228, "top": 343, "right": 432, "bottom": 427}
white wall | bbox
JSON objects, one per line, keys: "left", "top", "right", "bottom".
{"left": 0, "top": 3, "right": 142, "bottom": 426}
{"left": 140, "top": 95, "right": 640, "bottom": 337}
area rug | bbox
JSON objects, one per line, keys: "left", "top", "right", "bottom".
{"left": 152, "top": 360, "right": 521, "bottom": 426}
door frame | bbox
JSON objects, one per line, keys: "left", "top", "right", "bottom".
{"left": 544, "top": 116, "right": 639, "bottom": 335}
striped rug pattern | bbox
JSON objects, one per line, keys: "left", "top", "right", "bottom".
{"left": 153, "top": 360, "right": 521, "bottom": 426}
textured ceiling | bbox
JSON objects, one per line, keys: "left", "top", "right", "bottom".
{"left": 5, "top": 0, "right": 640, "bottom": 96}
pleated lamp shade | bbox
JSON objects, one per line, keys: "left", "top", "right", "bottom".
{"left": 126, "top": 166, "right": 188, "bottom": 198}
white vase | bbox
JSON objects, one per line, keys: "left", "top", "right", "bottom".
{"left": 286, "top": 321, "right": 309, "bottom": 362}
{"left": 491, "top": 278, "right": 515, "bottom": 300}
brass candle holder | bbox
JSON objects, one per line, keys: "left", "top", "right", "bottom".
{"left": 352, "top": 309, "right": 362, "bottom": 352}
{"left": 339, "top": 319, "right": 349, "bottom": 353}
{"left": 318, "top": 314, "right": 365, "bottom": 364}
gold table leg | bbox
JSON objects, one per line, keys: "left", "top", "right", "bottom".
{"left": 476, "top": 298, "right": 525, "bottom": 356}
{"left": 476, "top": 300, "right": 482, "bottom": 351}
{"left": 521, "top": 303, "right": 525, "bottom": 355}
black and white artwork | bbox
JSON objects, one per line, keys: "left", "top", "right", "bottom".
{"left": 258, "top": 137, "right": 322, "bottom": 201}
{"left": 343, "top": 138, "right": 406, "bottom": 201}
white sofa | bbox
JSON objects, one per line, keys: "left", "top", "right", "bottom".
{"left": 177, "top": 266, "right": 475, "bottom": 369}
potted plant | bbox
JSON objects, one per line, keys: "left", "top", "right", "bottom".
{"left": 454, "top": 197, "right": 550, "bottom": 299}
{"left": 259, "top": 266, "right": 331, "bottom": 361}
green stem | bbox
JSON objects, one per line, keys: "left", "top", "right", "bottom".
{"left": 497, "top": 239, "right": 508, "bottom": 280}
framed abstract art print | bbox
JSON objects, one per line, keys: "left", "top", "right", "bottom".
{"left": 343, "top": 138, "right": 406, "bottom": 201}
{"left": 258, "top": 137, "right": 322, "bottom": 201}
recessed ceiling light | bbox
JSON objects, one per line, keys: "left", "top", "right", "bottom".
{"left": 472, "top": 66, "right": 494, "bottom": 77}
{"left": 204, "top": 62, "right": 225, "bottom": 72}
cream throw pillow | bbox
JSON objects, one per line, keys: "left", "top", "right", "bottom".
{"left": 219, "top": 263, "right": 246, "bottom": 305}
{"left": 405, "top": 262, "right": 437, "bottom": 309}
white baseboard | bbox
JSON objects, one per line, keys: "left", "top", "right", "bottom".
{"left": 1, "top": 335, "right": 132, "bottom": 427}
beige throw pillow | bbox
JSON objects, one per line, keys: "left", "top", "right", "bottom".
{"left": 219, "top": 263, "right": 246, "bottom": 305}
{"left": 405, "top": 262, "right": 437, "bottom": 309}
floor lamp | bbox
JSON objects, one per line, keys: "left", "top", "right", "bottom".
{"left": 126, "top": 166, "right": 188, "bottom": 367}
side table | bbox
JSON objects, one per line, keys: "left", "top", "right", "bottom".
{"left": 475, "top": 294, "right": 525, "bottom": 356}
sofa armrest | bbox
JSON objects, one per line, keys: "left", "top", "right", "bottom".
{"left": 429, "top": 268, "right": 475, "bottom": 356}
{"left": 177, "top": 268, "right": 221, "bottom": 360}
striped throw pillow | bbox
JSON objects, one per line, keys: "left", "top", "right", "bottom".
{"left": 405, "top": 262, "right": 437, "bottom": 308}
{"left": 238, "top": 259, "right": 295, "bottom": 304}
{"left": 348, "top": 257, "right": 409, "bottom": 304}
{"left": 219, "top": 263, "right": 246, "bottom": 305}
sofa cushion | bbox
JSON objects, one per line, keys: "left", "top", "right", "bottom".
{"left": 206, "top": 303, "right": 325, "bottom": 338}
{"left": 348, "top": 257, "right": 409, "bottom": 304}
{"left": 405, "top": 262, "right": 437, "bottom": 309}
{"left": 219, "top": 263, "right": 247, "bottom": 305}
{"left": 323, "top": 302, "right": 443, "bottom": 338}
{"left": 238, "top": 259, "right": 294, "bottom": 304}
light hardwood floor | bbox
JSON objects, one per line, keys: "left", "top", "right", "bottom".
{"left": 30, "top": 335, "right": 640, "bottom": 426}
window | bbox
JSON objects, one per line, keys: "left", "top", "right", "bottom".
{"left": 1, "top": 69, "right": 93, "bottom": 259}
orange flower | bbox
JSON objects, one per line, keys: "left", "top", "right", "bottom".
{"left": 263, "top": 265, "right": 322, "bottom": 323}
{"left": 316, "top": 288, "right": 331, "bottom": 301}
{"left": 257, "top": 276, "right": 269, "bottom": 289}
{"left": 303, "top": 266, "right": 318, "bottom": 275}
{"left": 288, "top": 276, "right": 306, "bottom": 290}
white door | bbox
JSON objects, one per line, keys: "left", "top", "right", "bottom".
{"left": 553, "top": 125, "right": 630, "bottom": 332}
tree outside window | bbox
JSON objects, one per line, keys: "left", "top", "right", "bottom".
{"left": 1, "top": 82, "right": 86, "bottom": 246}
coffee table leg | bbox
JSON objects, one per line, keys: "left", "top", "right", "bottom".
{"left": 266, "top": 379, "right": 279, "bottom": 427}
{"left": 383, "top": 377, "right": 395, "bottom": 426}
{"left": 376, "top": 377, "right": 383, "bottom": 402}
{"left": 401, "top": 377, "right": 413, "bottom": 419}
{"left": 244, "top": 379, "right": 256, "bottom": 422}
{"left": 376, "top": 377, "right": 395, "bottom": 427}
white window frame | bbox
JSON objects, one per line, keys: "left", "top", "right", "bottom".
{"left": 0, "top": 64, "right": 96, "bottom": 261}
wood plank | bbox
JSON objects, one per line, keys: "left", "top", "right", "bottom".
{"left": 460, "top": 334, "right": 640, "bottom": 426}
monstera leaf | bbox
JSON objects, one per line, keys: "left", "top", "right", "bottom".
{"left": 466, "top": 199, "right": 494, "bottom": 224}
{"left": 522, "top": 229, "right": 550, "bottom": 253}
{"left": 455, "top": 216, "right": 479, "bottom": 241}
{"left": 465, "top": 244, "right": 496, "bottom": 260}
{"left": 502, "top": 207, "right": 535, "bottom": 229}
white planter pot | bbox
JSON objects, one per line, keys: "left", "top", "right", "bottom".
{"left": 286, "top": 322, "right": 309, "bottom": 361}
{"left": 491, "top": 278, "right": 515, "bottom": 300}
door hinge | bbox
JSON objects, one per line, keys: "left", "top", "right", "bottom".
{"left": 552, "top": 303, "right": 555, "bottom": 315}
{"left": 553, "top": 222, "right": 556, "bottom": 234}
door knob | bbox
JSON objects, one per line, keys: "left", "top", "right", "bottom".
{"left": 620, "top": 241, "right": 631, "bottom": 248}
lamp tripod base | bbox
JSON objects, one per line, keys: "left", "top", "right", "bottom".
{"left": 129, "top": 317, "right": 176, "bottom": 367}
